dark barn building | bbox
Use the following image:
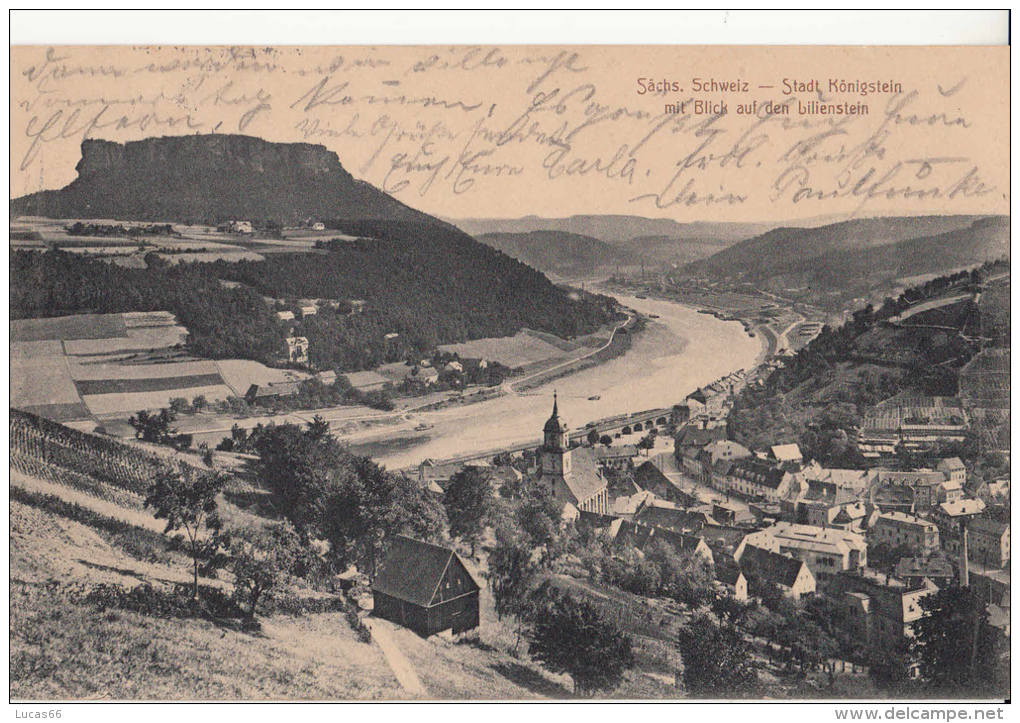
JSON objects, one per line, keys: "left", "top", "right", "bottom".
{"left": 372, "top": 536, "right": 481, "bottom": 637}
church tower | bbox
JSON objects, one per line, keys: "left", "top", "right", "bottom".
{"left": 540, "top": 391, "right": 572, "bottom": 488}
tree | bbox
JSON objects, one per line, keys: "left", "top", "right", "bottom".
{"left": 586, "top": 429, "right": 600, "bottom": 446}
{"left": 306, "top": 415, "right": 330, "bottom": 440}
{"left": 867, "top": 638, "right": 914, "bottom": 692}
{"left": 251, "top": 422, "right": 445, "bottom": 576}
{"left": 515, "top": 490, "right": 562, "bottom": 559}
{"left": 867, "top": 541, "right": 915, "bottom": 575}
{"left": 145, "top": 467, "right": 227, "bottom": 600}
{"left": 129, "top": 408, "right": 179, "bottom": 444}
{"left": 487, "top": 534, "right": 539, "bottom": 651}
{"left": 599, "top": 435, "right": 613, "bottom": 447}
{"left": 912, "top": 586, "right": 1002, "bottom": 696}
{"left": 527, "top": 585, "right": 635, "bottom": 696}
{"left": 253, "top": 422, "right": 344, "bottom": 526}
{"left": 444, "top": 466, "right": 494, "bottom": 556}
{"left": 191, "top": 394, "right": 208, "bottom": 412}
{"left": 348, "top": 468, "right": 448, "bottom": 577}
{"left": 677, "top": 613, "right": 759, "bottom": 697}
{"left": 227, "top": 521, "right": 303, "bottom": 619}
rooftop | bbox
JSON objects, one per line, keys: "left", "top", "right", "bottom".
{"left": 372, "top": 536, "right": 479, "bottom": 607}
{"left": 939, "top": 499, "right": 987, "bottom": 518}
{"left": 745, "top": 521, "right": 867, "bottom": 555}
{"left": 875, "top": 511, "right": 938, "bottom": 530}
{"left": 770, "top": 443, "right": 802, "bottom": 462}
{"left": 562, "top": 447, "right": 608, "bottom": 504}
{"left": 739, "top": 544, "right": 809, "bottom": 588}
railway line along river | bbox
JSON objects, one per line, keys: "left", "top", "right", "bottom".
{"left": 367, "top": 292, "right": 762, "bottom": 471}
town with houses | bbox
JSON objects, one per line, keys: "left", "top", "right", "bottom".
{"left": 8, "top": 261, "right": 1010, "bottom": 698}
{"left": 6, "top": 99, "right": 1009, "bottom": 698}
{"left": 410, "top": 367, "right": 1010, "bottom": 663}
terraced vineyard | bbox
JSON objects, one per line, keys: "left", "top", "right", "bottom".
{"left": 10, "top": 408, "right": 185, "bottom": 497}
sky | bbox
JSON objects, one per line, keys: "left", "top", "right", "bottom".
{"left": 10, "top": 44, "right": 1009, "bottom": 224}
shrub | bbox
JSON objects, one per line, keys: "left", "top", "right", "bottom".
{"left": 339, "top": 590, "right": 372, "bottom": 643}
{"left": 263, "top": 595, "right": 345, "bottom": 616}
{"left": 82, "top": 582, "right": 244, "bottom": 620}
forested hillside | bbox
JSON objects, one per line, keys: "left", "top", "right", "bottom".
{"left": 10, "top": 135, "right": 620, "bottom": 372}
{"left": 11, "top": 241, "right": 618, "bottom": 371}
{"left": 727, "top": 261, "right": 1009, "bottom": 474}
{"left": 475, "top": 230, "right": 638, "bottom": 278}
{"left": 680, "top": 215, "right": 1008, "bottom": 306}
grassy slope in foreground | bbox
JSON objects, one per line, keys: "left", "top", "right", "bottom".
{"left": 8, "top": 416, "right": 673, "bottom": 700}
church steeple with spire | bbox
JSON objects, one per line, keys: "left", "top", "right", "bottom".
{"left": 541, "top": 391, "right": 571, "bottom": 483}
{"left": 535, "top": 391, "right": 609, "bottom": 516}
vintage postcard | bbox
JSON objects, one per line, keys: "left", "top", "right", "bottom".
{"left": 9, "top": 29, "right": 1010, "bottom": 705}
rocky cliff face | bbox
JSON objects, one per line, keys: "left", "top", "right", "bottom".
{"left": 74, "top": 136, "right": 346, "bottom": 179}
{"left": 12, "top": 134, "right": 429, "bottom": 226}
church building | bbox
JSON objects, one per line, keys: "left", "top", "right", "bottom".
{"left": 539, "top": 393, "right": 610, "bottom": 515}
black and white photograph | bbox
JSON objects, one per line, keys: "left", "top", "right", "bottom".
{"left": 7, "top": 10, "right": 1011, "bottom": 708}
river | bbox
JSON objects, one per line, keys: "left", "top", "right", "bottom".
{"left": 369, "top": 292, "right": 762, "bottom": 470}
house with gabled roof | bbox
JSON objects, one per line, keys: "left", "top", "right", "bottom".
{"left": 244, "top": 380, "right": 302, "bottom": 404}
{"left": 937, "top": 457, "right": 966, "bottom": 485}
{"left": 737, "top": 544, "right": 816, "bottom": 600}
{"left": 372, "top": 536, "right": 481, "bottom": 637}
{"left": 870, "top": 511, "right": 940, "bottom": 554}
{"left": 633, "top": 459, "right": 685, "bottom": 502}
{"left": 769, "top": 443, "right": 803, "bottom": 468}
{"left": 714, "top": 554, "right": 748, "bottom": 601}
{"left": 685, "top": 387, "right": 709, "bottom": 414}
{"left": 595, "top": 444, "right": 638, "bottom": 470}
{"left": 609, "top": 519, "right": 714, "bottom": 565}
{"left": 694, "top": 440, "right": 752, "bottom": 484}
{"left": 698, "top": 525, "right": 752, "bottom": 557}
{"left": 823, "top": 571, "right": 934, "bottom": 647}
{"left": 634, "top": 503, "right": 717, "bottom": 534}
{"left": 724, "top": 457, "right": 795, "bottom": 503}
{"left": 967, "top": 517, "right": 1010, "bottom": 568}
{"left": 738, "top": 521, "right": 867, "bottom": 575}
{"left": 873, "top": 469, "right": 948, "bottom": 510}
{"left": 894, "top": 552, "right": 955, "bottom": 589}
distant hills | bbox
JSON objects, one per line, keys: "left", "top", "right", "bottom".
{"left": 728, "top": 260, "right": 1010, "bottom": 468}
{"left": 450, "top": 215, "right": 774, "bottom": 274}
{"left": 476, "top": 230, "right": 641, "bottom": 278}
{"left": 448, "top": 214, "right": 774, "bottom": 244}
{"left": 679, "top": 215, "right": 1009, "bottom": 301}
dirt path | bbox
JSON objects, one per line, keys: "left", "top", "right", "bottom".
{"left": 363, "top": 617, "right": 427, "bottom": 697}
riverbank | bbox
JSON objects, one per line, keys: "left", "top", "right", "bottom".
{"left": 148, "top": 291, "right": 759, "bottom": 467}
{"left": 597, "top": 283, "right": 776, "bottom": 368}
{"left": 368, "top": 292, "right": 760, "bottom": 470}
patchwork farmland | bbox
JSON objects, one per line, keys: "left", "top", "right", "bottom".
{"left": 10, "top": 216, "right": 344, "bottom": 268}
{"left": 9, "top": 311, "right": 259, "bottom": 427}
